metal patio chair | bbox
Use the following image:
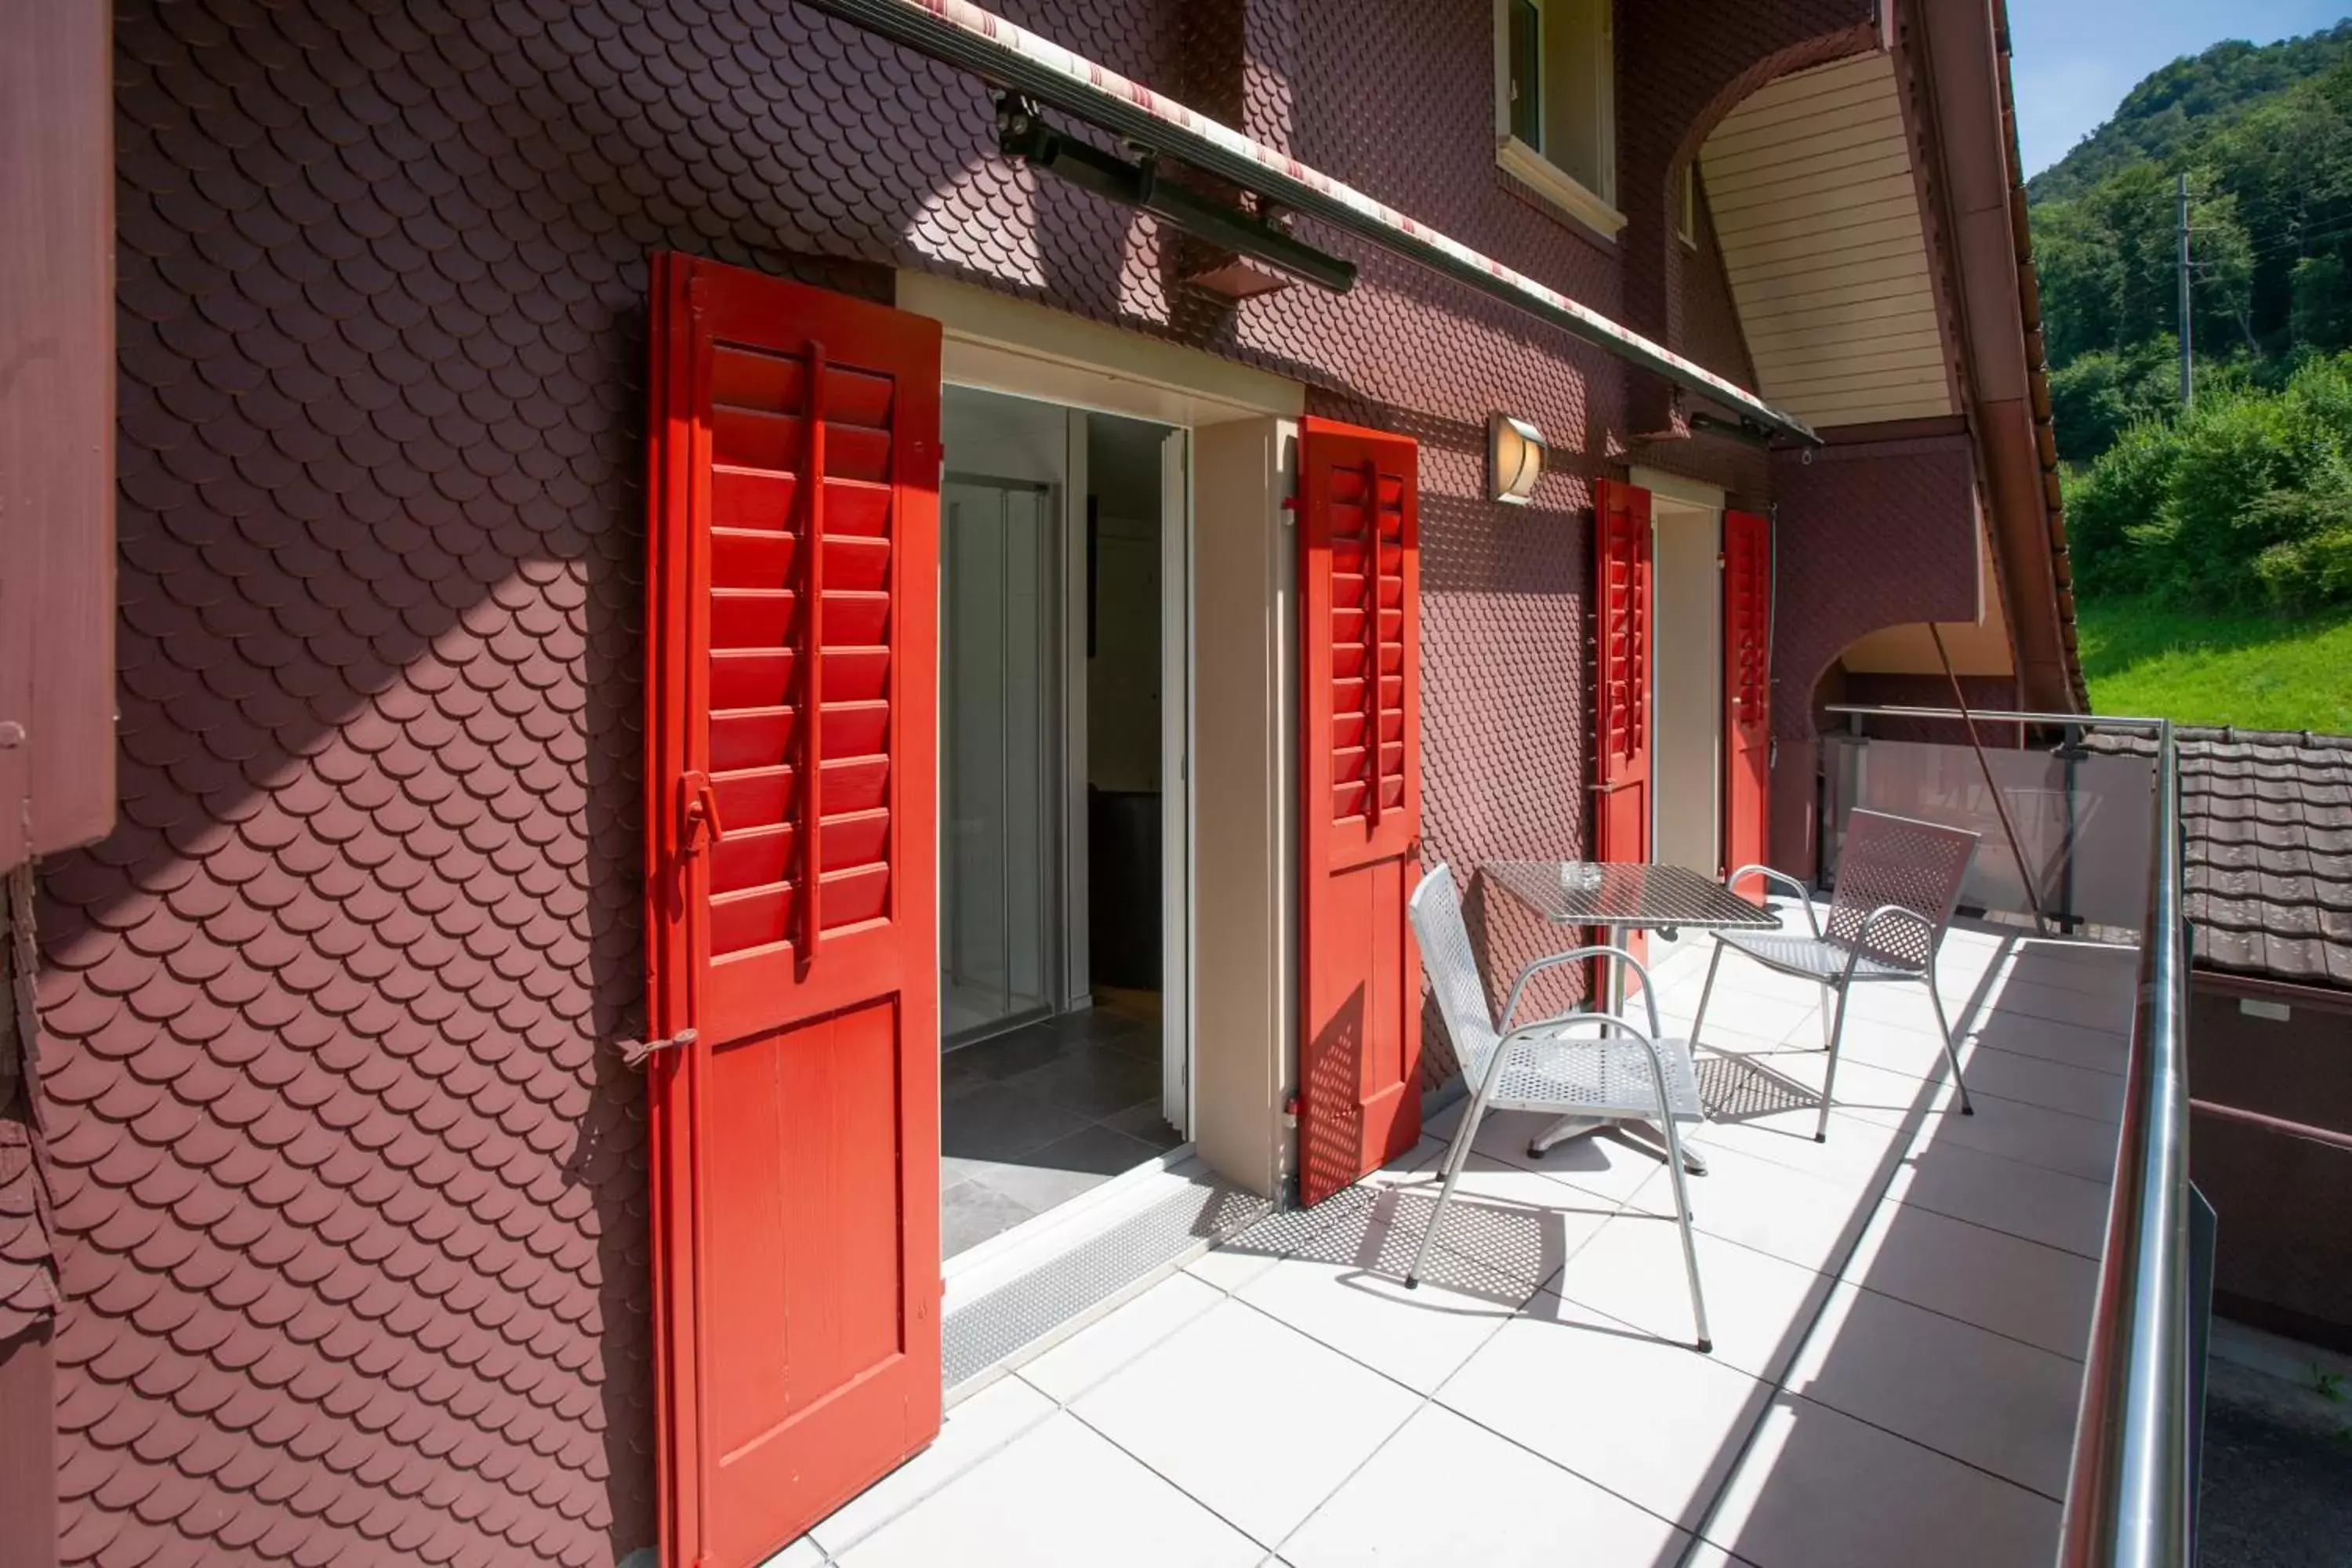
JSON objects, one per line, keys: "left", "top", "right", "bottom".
{"left": 1695, "top": 809, "right": 1980, "bottom": 1143}
{"left": 1405, "top": 864, "right": 1711, "bottom": 1353}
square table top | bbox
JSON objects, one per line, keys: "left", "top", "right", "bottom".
{"left": 1483, "top": 860, "right": 1782, "bottom": 933}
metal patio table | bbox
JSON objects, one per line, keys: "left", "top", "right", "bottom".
{"left": 1483, "top": 860, "right": 1781, "bottom": 1171}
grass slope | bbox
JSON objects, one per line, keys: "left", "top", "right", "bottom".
{"left": 2077, "top": 596, "right": 2352, "bottom": 731}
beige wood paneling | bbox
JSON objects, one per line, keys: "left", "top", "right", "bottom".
{"left": 1701, "top": 52, "right": 1953, "bottom": 428}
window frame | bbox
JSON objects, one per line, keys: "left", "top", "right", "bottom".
{"left": 1493, "top": 0, "right": 1624, "bottom": 239}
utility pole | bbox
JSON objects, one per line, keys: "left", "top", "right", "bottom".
{"left": 2176, "top": 171, "right": 2194, "bottom": 407}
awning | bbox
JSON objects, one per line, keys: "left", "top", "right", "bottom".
{"left": 800, "top": 0, "right": 1821, "bottom": 445}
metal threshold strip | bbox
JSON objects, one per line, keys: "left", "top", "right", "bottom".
{"left": 800, "top": 0, "right": 1821, "bottom": 446}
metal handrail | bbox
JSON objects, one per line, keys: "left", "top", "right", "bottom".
{"left": 1824, "top": 704, "right": 2196, "bottom": 1564}
{"left": 2059, "top": 717, "right": 2192, "bottom": 1566}
{"left": 1822, "top": 703, "right": 2165, "bottom": 730}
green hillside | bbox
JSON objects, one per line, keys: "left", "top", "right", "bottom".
{"left": 2031, "top": 25, "right": 2352, "bottom": 463}
{"left": 2027, "top": 24, "right": 2352, "bottom": 725}
{"left": 2029, "top": 24, "right": 2352, "bottom": 204}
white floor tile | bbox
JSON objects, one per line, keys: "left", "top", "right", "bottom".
{"left": 810, "top": 1374, "right": 1056, "bottom": 1552}
{"left": 757, "top": 1536, "right": 825, "bottom": 1568}
{"left": 1439, "top": 1294, "right": 1774, "bottom": 1531}
{"left": 1788, "top": 1018, "right": 1949, "bottom": 1083}
{"left": 1995, "top": 941, "right": 2139, "bottom": 1000}
{"left": 1773, "top": 1051, "right": 1955, "bottom": 1123}
{"left": 835, "top": 1411, "right": 1261, "bottom": 1568}
{"left": 1689, "top": 1104, "right": 1910, "bottom": 1190}
{"left": 1966, "top": 1009, "right": 2131, "bottom": 1074}
{"left": 1701, "top": 1392, "right": 2060, "bottom": 1568}
{"left": 1234, "top": 1202, "right": 1527, "bottom": 1392}
{"left": 1669, "top": 1138, "right": 1878, "bottom": 1276}
{"left": 1422, "top": 1098, "right": 1676, "bottom": 1207}
{"left": 1880, "top": 1136, "right": 2113, "bottom": 1259}
{"left": 1973, "top": 973, "right": 2133, "bottom": 1032}
{"left": 1073, "top": 1298, "right": 1422, "bottom": 1545}
{"left": 1952, "top": 1044, "right": 2125, "bottom": 1122}
{"left": 1280, "top": 1403, "right": 1695, "bottom": 1567}
{"left": 1842, "top": 1201, "right": 2100, "bottom": 1359}
{"left": 1019, "top": 1270, "right": 1227, "bottom": 1403}
{"left": 1661, "top": 988, "right": 1822, "bottom": 1044}
{"left": 1785, "top": 1282, "right": 2084, "bottom": 1498}
{"left": 1370, "top": 1154, "right": 1622, "bottom": 1290}
{"left": 1548, "top": 1219, "right": 1835, "bottom": 1381}
{"left": 1901, "top": 1094, "right": 2120, "bottom": 1183}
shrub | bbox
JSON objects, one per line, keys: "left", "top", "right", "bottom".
{"left": 2065, "top": 350, "right": 2352, "bottom": 608}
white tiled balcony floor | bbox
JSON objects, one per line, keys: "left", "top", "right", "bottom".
{"left": 787, "top": 912, "right": 2135, "bottom": 1568}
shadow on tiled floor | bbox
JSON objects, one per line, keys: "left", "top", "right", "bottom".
{"left": 941, "top": 995, "right": 1183, "bottom": 1258}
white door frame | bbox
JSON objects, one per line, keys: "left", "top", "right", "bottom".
{"left": 1159, "top": 428, "right": 1193, "bottom": 1135}
{"left": 905, "top": 270, "right": 1305, "bottom": 1184}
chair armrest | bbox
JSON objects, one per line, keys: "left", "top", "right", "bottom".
{"left": 1500, "top": 944, "right": 1663, "bottom": 1040}
{"left": 1846, "top": 903, "right": 1938, "bottom": 975}
{"left": 1726, "top": 863, "right": 1821, "bottom": 938}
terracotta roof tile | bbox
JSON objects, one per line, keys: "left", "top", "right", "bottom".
{"left": 2093, "top": 726, "right": 2352, "bottom": 989}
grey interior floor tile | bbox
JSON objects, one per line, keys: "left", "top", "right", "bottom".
{"left": 941, "top": 1080, "right": 1096, "bottom": 1166}
{"left": 970, "top": 1123, "right": 1165, "bottom": 1212}
{"left": 943, "top": 1180, "right": 1041, "bottom": 1258}
{"left": 1005, "top": 1040, "right": 1163, "bottom": 1119}
{"left": 938, "top": 1004, "right": 1173, "bottom": 1258}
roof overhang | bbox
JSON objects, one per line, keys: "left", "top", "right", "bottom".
{"left": 798, "top": 0, "right": 1821, "bottom": 445}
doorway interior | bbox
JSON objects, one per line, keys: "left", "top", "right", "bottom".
{"left": 937, "top": 384, "right": 1191, "bottom": 1259}
{"left": 1650, "top": 492, "right": 1722, "bottom": 877}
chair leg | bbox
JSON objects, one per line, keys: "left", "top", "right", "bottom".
{"left": 1816, "top": 982, "right": 1835, "bottom": 1050}
{"left": 1814, "top": 983, "right": 1851, "bottom": 1142}
{"left": 1406, "top": 1091, "right": 1485, "bottom": 1289}
{"left": 1690, "top": 942, "right": 1724, "bottom": 1051}
{"left": 1928, "top": 980, "right": 1976, "bottom": 1116}
{"left": 1657, "top": 1110, "right": 1712, "bottom": 1354}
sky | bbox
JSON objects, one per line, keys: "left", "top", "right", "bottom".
{"left": 2009, "top": 0, "right": 2350, "bottom": 176}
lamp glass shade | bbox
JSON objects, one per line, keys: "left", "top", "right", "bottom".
{"left": 1487, "top": 413, "right": 1546, "bottom": 505}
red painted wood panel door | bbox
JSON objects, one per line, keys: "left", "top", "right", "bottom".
{"left": 1298, "top": 417, "right": 1423, "bottom": 1207}
{"left": 644, "top": 254, "right": 942, "bottom": 1568}
{"left": 1722, "top": 509, "right": 1773, "bottom": 885}
{"left": 1592, "top": 479, "right": 1653, "bottom": 979}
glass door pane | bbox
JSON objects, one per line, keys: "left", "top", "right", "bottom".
{"left": 942, "top": 477, "right": 1057, "bottom": 1044}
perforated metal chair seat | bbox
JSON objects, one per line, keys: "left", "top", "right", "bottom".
{"left": 1487, "top": 1027, "right": 1706, "bottom": 1122}
{"left": 1715, "top": 930, "right": 1922, "bottom": 985}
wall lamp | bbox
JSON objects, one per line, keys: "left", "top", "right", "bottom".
{"left": 1487, "top": 414, "right": 1547, "bottom": 505}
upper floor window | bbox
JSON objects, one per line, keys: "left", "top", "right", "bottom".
{"left": 1496, "top": 0, "right": 1623, "bottom": 238}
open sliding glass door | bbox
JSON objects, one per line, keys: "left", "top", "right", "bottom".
{"left": 1160, "top": 428, "right": 1192, "bottom": 1136}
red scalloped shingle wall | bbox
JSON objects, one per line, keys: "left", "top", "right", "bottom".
{"left": 33, "top": 1, "right": 1835, "bottom": 1562}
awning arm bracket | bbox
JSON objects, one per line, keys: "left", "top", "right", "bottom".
{"left": 994, "top": 95, "right": 1359, "bottom": 294}
{"left": 801, "top": 0, "right": 1820, "bottom": 445}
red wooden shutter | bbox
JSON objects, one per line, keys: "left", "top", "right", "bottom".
{"left": 1298, "top": 416, "right": 1423, "bottom": 1207}
{"left": 644, "top": 254, "right": 942, "bottom": 1568}
{"left": 1591, "top": 479, "right": 1653, "bottom": 982}
{"left": 1592, "top": 478, "right": 1653, "bottom": 868}
{"left": 1722, "top": 508, "right": 1773, "bottom": 884}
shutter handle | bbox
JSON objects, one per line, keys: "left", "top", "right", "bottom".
{"left": 619, "top": 1027, "right": 699, "bottom": 1069}
{"left": 681, "top": 770, "right": 724, "bottom": 851}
